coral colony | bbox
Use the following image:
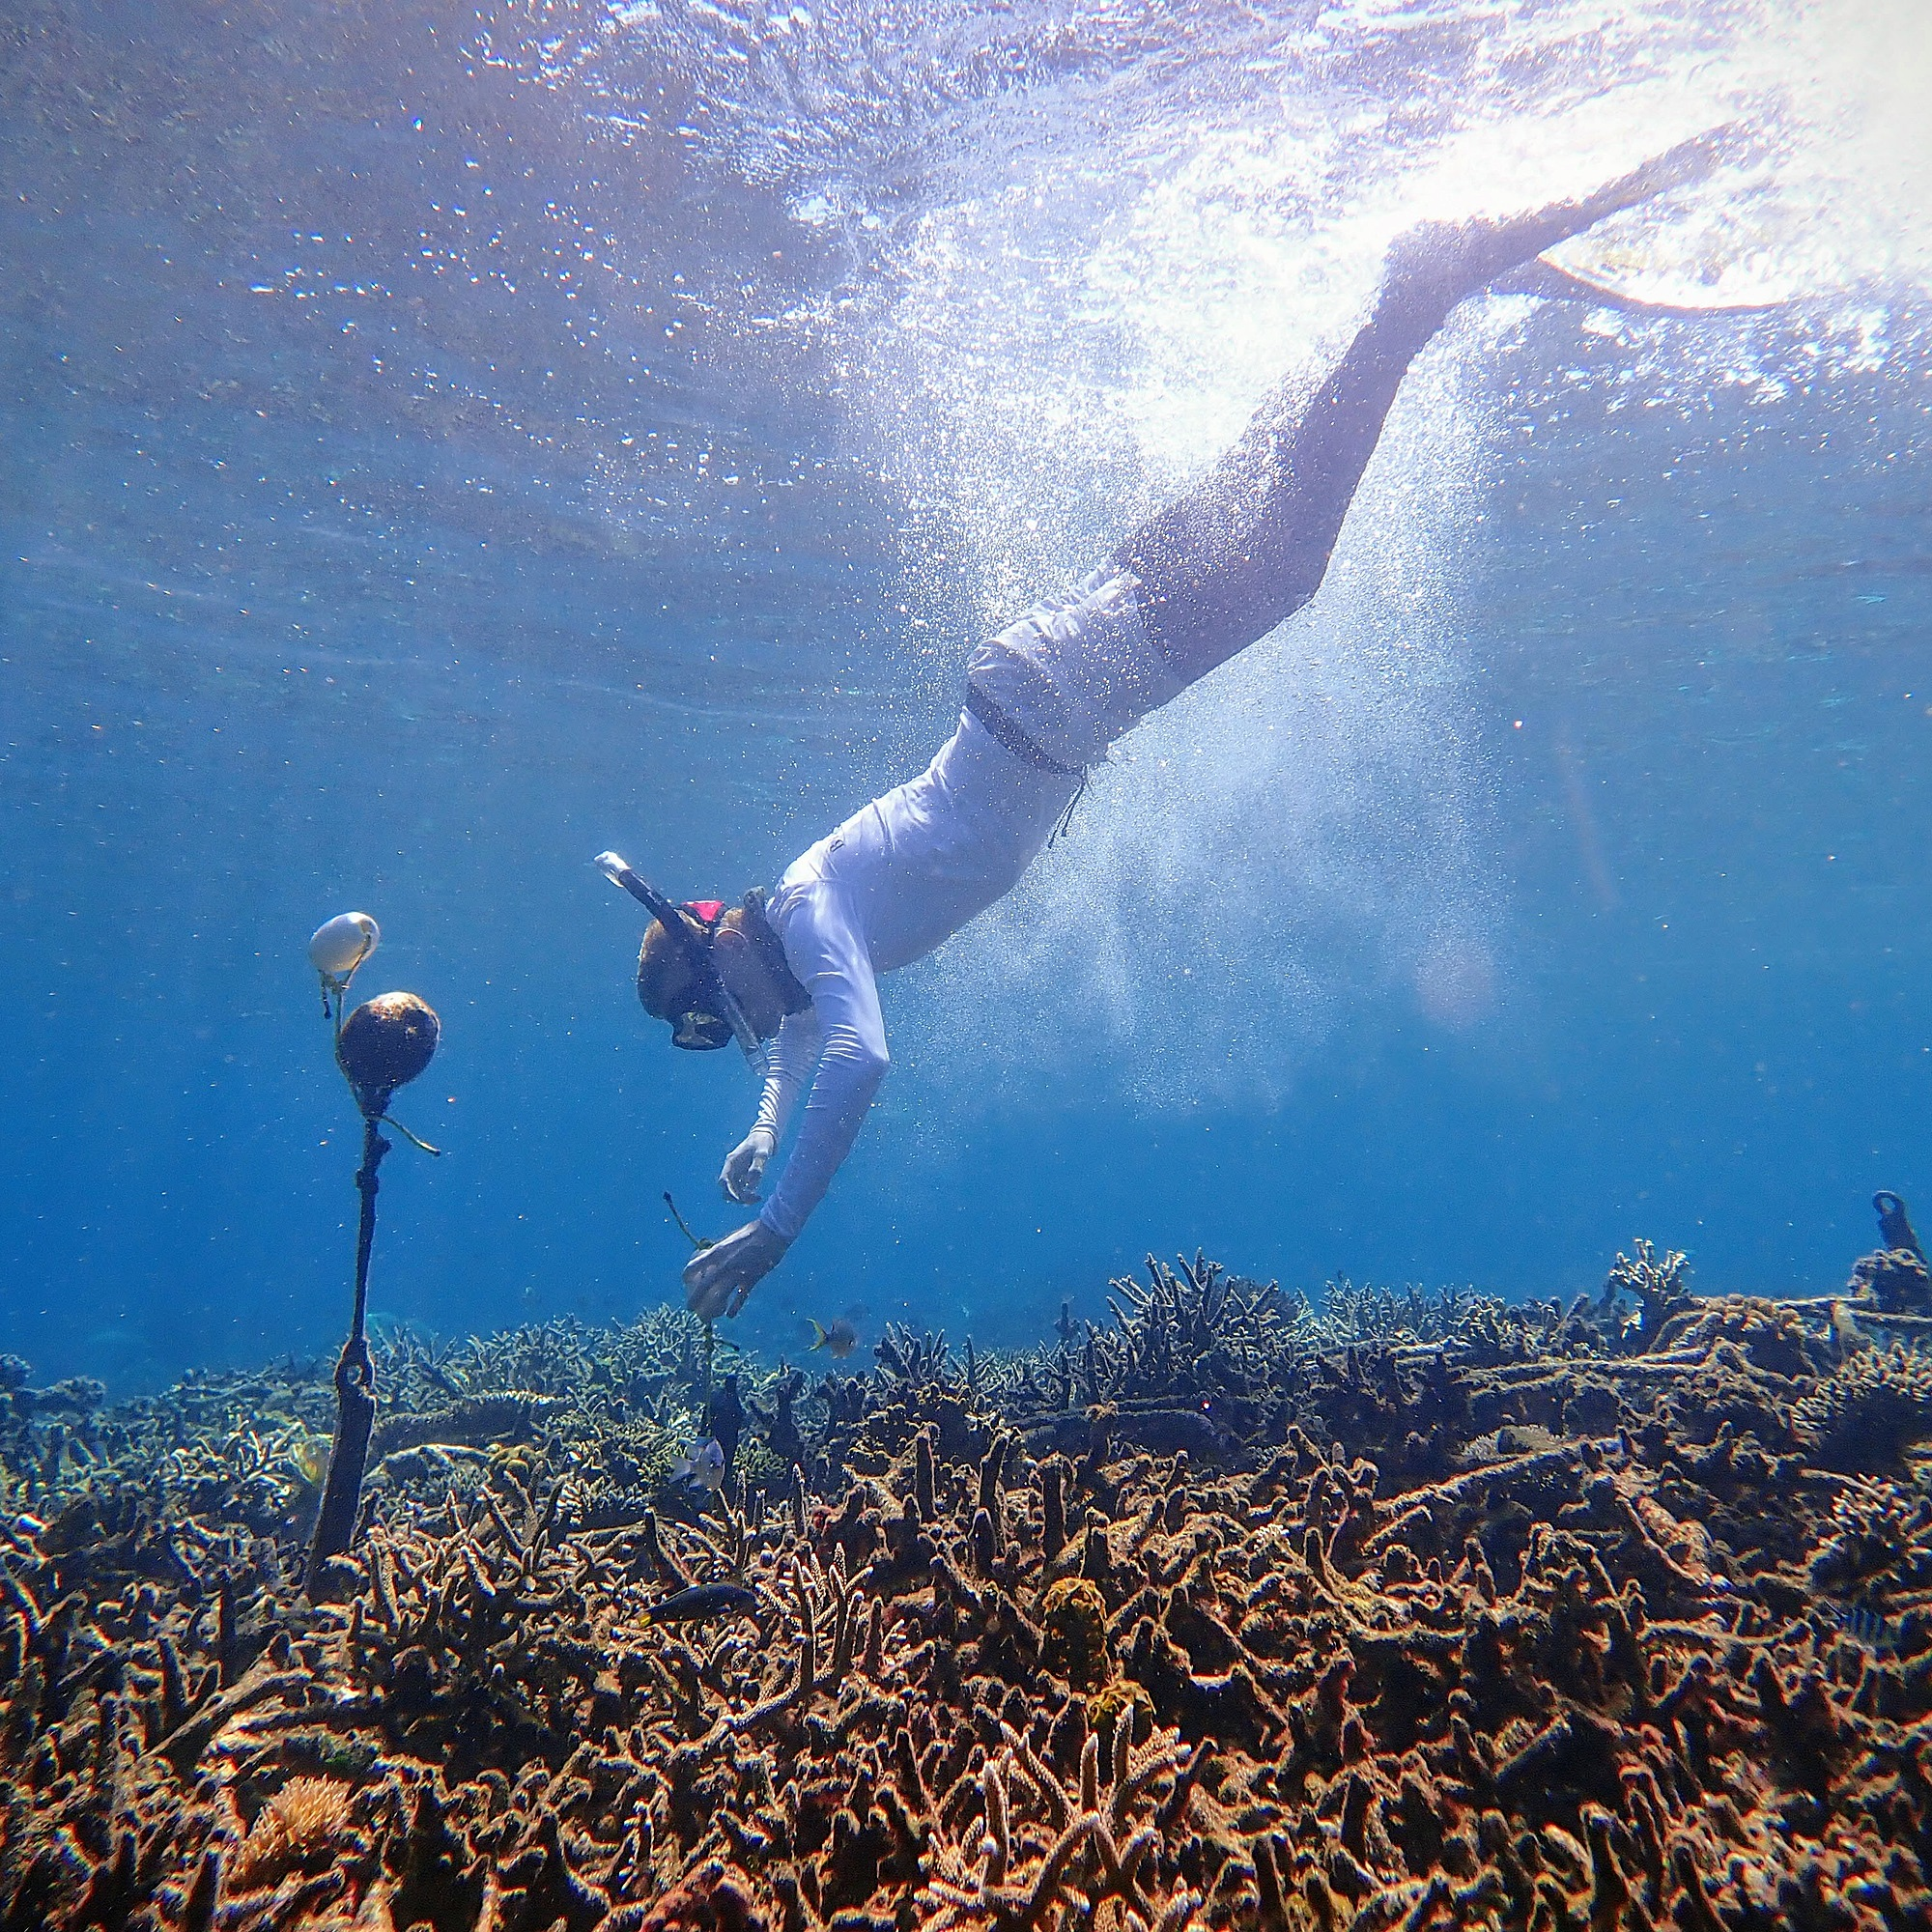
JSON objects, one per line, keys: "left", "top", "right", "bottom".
{"left": 3, "top": 1222, "right": 1932, "bottom": 1931}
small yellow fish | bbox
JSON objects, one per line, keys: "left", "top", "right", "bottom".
{"left": 808, "top": 1319, "right": 859, "bottom": 1361}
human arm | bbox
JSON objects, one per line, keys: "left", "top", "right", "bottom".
{"left": 684, "top": 883, "right": 886, "bottom": 1318}
{"left": 718, "top": 1009, "right": 821, "bottom": 1204}
{"left": 683, "top": 1219, "right": 790, "bottom": 1321}
{"left": 754, "top": 883, "right": 888, "bottom": 1245}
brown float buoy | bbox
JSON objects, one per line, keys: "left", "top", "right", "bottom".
{"left": 337, "top": 990, "right": 440, "bottom": 1120}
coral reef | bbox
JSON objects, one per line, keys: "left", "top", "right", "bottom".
{"left": 3, "top": 1245, "right": 1932, "bottom": 1930}
{"left": 1795, "top": 1342, "right": 1932, "bottom": 1475}
{"left": 1600, "top": 1236, "right": 1695, "bottom": 1349}
{"left": 1850, "top": 1247, "right": 1932, "bottom": 1317}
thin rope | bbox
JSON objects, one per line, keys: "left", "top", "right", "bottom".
{"left": 1047, "top": 770, "right": 1091, "bottom": 849}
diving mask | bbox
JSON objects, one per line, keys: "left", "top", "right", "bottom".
{"left": 594, "top": 851, "right": 765, "bottom": 1067}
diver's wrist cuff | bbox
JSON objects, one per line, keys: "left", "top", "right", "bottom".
{"left": 755, "top": 1204, "right": 799, "bottom": 1245}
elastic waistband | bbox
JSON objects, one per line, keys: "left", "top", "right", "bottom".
{"left": 964, "top": 682, "right": 1083, "bottom": 779}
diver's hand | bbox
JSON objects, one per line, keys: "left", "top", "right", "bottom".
{"left": 719, "top": 1128, "right": 776, "bottom": 1206}
{"left": 683, "top": 1220, "right": 789, "bottom": 1321}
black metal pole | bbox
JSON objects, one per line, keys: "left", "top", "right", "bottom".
{"left": 303, "top": 1116, "right": 389, "bottom": 1594}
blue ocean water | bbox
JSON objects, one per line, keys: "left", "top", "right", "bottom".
{"left": 2, "top": 0, "right": 1928, "bottom": 1390}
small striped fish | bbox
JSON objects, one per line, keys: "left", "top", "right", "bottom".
{"left": 1835, "top": 1604, "right": 1895, "bottom": 1653}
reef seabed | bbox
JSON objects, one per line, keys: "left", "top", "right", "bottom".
{"left": 3, "top": 1248, "right": 1931, "bottom": 1931}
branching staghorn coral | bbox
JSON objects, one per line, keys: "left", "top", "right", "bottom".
{"left": 1806, "top": 1476, "right": 1932, "bottom": 1605}
{"left": 1794, "top": 1340, "right": 1932, "bottom": 1473}
{"left": 918, "top": 1714, "right": 1199, "bottom": 1932}
{"left": 1, "top": 1236, "right": 1929, "bottom": 1930}
{"left": 1598, "top": 1236, "right": 1694, "bottom": 1352}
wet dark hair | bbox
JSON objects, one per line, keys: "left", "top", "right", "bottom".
{"left": 636, "top": 892, "right": 808, "bottom": 1047}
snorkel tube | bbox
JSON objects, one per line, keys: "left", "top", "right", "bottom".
{"left": 594, "top": 850, "right": 767, "bottom": 1069}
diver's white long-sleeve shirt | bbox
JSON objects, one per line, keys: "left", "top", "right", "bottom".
{"left": 751, "top": 708, "right": 1077, "bottom": 1242}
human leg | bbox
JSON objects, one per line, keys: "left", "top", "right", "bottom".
{"left": 1119, "top": 133, "right": 1721, "bottom": 681}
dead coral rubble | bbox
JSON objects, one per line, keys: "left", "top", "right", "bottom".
{"left": 3, "top": 1247, "right": 1932, "bottom": 1930}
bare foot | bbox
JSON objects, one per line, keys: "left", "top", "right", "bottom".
{"left": 1382, "top": 127, "right": 1739, "bottom": 312}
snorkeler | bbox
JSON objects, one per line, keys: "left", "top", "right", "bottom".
{"left": 604, "top": 140, "right": 1719, "bottom": 1322}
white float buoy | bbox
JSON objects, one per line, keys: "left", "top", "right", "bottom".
{"left": 309, "top": 911, "right": 380, "bottom": 980}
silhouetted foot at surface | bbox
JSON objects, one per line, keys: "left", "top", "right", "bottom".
{"left": 1382, "top": 126, "right": 1738, "bottom": 315}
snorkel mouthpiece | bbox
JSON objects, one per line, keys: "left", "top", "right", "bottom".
{"left": 595, "top": 850, "right": 765, "bottom": 1065}
{"left": 672, "top": 1009, "right": 737, "bottom": 1053}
